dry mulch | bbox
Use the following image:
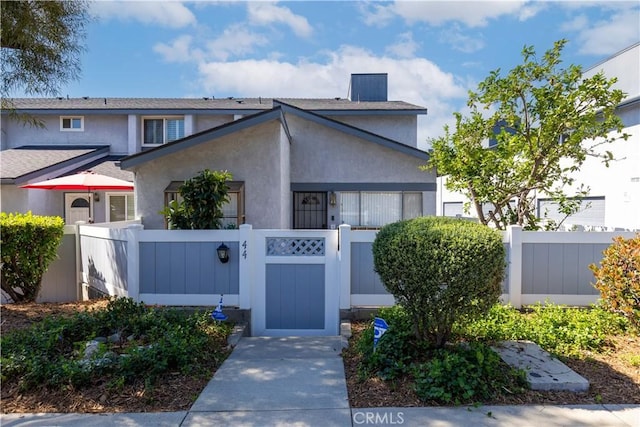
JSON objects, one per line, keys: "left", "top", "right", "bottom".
{"left": 1, "top": 300, "right": 219, "bottom": 414}
{"left": 343, "top": 321, "right": 640, "bottom": 408}
{"left": 2, "top": 302, "right": 639, "bottom": 413}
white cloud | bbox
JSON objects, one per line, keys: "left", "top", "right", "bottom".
{"left": 153, "top": 35, "right": 204, "bottom": 63}
{"left": 439, "top": 24, "right": 485, "bottom": 53}
{"left": 560, "top": 14, "right": 590, "bottom": 33}
{"left": 574, "top": 11, "right": 640, "bottom": 55}
{"left": 361, "top": 1, "right": 531, "bottom": 28}
{"left": 91, "top": 1, "right": 196, "bottom": 28}
{"left": 385, "top": 32, "right": 420, "bottom": 58}
{"left": 247, "top": 2, "right": 313, "bottom": 37}
{"left": 205, "top": 24, "right": 269, "bottom": 61}
{"left": 358, "top": 2, "right": 398, "bottom": 27}
{"left": 195, "top": 45, "right": 469, "bottom": 145}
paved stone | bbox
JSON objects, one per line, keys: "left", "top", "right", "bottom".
{"left": 353, "top": 405, "right": 640, "bottom": 426}
{"left": 0, "top": 412, "right": 188, "bottom": 427}
{"left": 183, "top": 409, "right": 352, "bottom": 427}
{"left": 190, "top": 357, "right": 349, "bottom": 411}
{"left": 190, "top": 336, "right": 349, "bottom": 412}
{"left": 227, "top": 336, "right": 344, "bottom": 359}
{"left": 603, "top": 404, "right": 640, "bottom": 426}
{"left": 492, "top": 340, "right": 590, "bottom": 392}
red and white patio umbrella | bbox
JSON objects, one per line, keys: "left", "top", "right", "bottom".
{"left": 21, "top": 171, "right": 134, "bottom": 220}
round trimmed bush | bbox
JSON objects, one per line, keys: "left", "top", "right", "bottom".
{"left": 373, "top": 216, "right": 505, "bottom": 348}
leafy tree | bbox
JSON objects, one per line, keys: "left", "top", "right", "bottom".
{"left": 161, "top": 170, "right": 232, "bottom": 229}
{"left": 427, "top": 39, "right": 628, "bottom": 230}
{"left": 1, "top": 0, "right": 90, "bottom": 124}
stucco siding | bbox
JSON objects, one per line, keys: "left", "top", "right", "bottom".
{"left": 1, "top": 185, "right": 64, "bottom": 217}
{"left": 288, "top": 115, "right": 434, "bottom": 184}
{"left": 3, "top": 114, "right": 129, "bottom": 154}
{"left": 279, "top": 127, "right": 291, "bottom": 227}
{"left": 1, "top": 185, "right": 28, "bottom": 214}
{"left": 327, "top": 115, "right": 418, "bottom": 147}
{"left": 130, "top": 120, "right": 289, "bottom": 229}
{"left": 583, "top": 43, "right": 639, "bottom": 103}
{"left": 194, "top": 115, "right": 235, "bottom": 133}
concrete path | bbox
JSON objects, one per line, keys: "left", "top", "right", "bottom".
{"left": 1, "top": 336, "right": 639, "bottom": 426}
{"left": 186, "top": 336, "right": 352, "bottom": 425}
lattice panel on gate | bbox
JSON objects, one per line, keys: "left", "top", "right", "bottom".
{"left": 266, "top": 237, "right": 325, "bottom": 256}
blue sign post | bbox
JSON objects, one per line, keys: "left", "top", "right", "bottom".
{"left": 373, "top": 317, "right": 389, "bottom": 352}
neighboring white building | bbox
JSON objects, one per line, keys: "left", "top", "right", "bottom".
{"left": 437, "top": 43, "right": 640, "bottom": 231}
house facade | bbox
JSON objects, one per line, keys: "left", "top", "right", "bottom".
{"left": 1, "top": 74, "right": 436, "bottom": 228}
{"left": 437, "top": 43, "right": 640, "bottom": 231}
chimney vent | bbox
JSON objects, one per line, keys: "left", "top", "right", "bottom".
{"left": 350, "top": 73, "right": 388, "bottom": 102}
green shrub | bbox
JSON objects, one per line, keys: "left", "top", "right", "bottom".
{"left": 356, "top": 306, "right": 424, "bottom": 380}
{"left": 412, "top": 342, "right": 527, "bottom": 404}
{"left": 1, "top": 298, "right": 232, "bottom": 391}
{"left": 460, "top": 302, "right": 629, "bottom": 357}
{"left": 1, "top": 212, "right": 65, "bottom": 302}
{"left": 590, "top": 234, "right": 640, "bottom": 330}
{"left": 160, "top": 169, "right": 232, "bottom": 229}
{"left": 373, "top": 216, "right": 505, "bottom": 348}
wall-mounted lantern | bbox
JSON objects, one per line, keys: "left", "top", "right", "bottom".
{"left": 217, "top": 243, "right": 230, "bottom": 264}
{"left": 93, "top": 192, "right": 100, "bottom": 202}
{"left": 329, "top": 191, "right": 337, "bottom": 207}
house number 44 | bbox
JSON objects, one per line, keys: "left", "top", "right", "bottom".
{"left": 242, "top": 240, "right": 247, "bottom": 259}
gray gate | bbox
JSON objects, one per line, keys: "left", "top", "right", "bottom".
{"left": 253, "top": 230, "right": 339, "bottom": 336}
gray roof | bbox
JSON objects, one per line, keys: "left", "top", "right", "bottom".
{"left": 4, "top": 97, "right": 427, "bottom": 114}
{"left": 120, "top": 104, "right": 429, "bottom": 169}
{"left": 0, "top": 146, "right": 108, "bottom": 183}
{"left": 68, "top": 157, "right": 134, "bottom": 182}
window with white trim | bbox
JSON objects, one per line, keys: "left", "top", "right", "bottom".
{"left": 142, "top": 117, "right": 184, "bottom": 145}
{"left": 60, "top": 116, "right": 84, "bottom": 131}
{"left": 107, "top": 193, "right": 135, "bottom": 222}
{"left": 340, "top": 191, "right": 422, "bottom": 228}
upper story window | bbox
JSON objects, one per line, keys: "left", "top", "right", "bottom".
{"left": 60, "top": 116, "right": 84, "bottom": 131}
{"left": 143, "top": 117, "right": 184, "bottom": 145}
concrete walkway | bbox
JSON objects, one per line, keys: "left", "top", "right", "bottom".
{"left": 2, "top": 336, "right": 639, "bottom": 426}
{"left": 186, "top": 336, "right": 351, "bottom": 425}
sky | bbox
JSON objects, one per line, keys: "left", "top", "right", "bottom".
{"left": 54, "top": 1, "right": 640, "bottom": 148}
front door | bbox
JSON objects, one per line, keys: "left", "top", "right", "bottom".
{"left": 293, "top": 192, "right": 327, "bottom": 229}
{"left": 65, "top": 193, "right": 91, "bottom": 224}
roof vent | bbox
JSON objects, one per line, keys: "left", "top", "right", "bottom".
{"left": 350, "top": 73, "right": 388, "bottom": 102}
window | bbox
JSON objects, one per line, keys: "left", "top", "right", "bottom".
{"left": 340, "top": 191, "right": 422, "bottom": 228}
{"left": 60, "top": 116, "right": 84, "bottom": 131}
{"left": 143, "top": 117, "right": 184, "bottom": 145}
{"left": 537, "top": 197, "right": 605, "bottom": 228}
{"left": 163, "top": 181, "right": 244, "bottom": 229}
{"left": 443, "top": 202, "right": 464, "bottom": 217}
{"left": 107, "top": 193, "right": 135, "bottom": 222}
